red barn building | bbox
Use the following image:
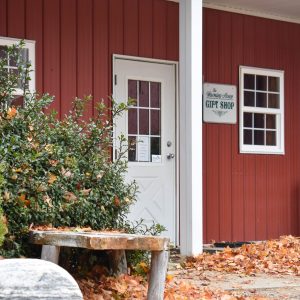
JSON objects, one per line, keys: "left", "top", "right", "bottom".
{"left": 1, "top": 0, "right": 300, "bottom": 255}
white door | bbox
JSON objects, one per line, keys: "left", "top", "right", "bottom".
{"left": 113, "top": 57, "right": 177, "bottom": 243}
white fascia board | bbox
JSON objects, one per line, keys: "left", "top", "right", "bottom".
{"left": 203, "top": 1, "right": 300, "bottom": 24}
{"left": 179, "top": 0, "right": 203, "bottom": 256}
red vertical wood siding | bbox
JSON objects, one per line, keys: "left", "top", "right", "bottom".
{"left": 231, "top": 14, "right": 244, "bottom": 241}
{"left": 26, "top": 0, "right": 43, "bottom": 94}
{"left": 0, "top": 0, "right": 7, "bottom": 36}
{"left": 204, "top": 8, "right": 300, "bottom": 242}
{"left": 60, "top": 0, "right": 77, "bottom": 117}
{"left": 1, "top": 1, "right": 299, "bottom": 243}
{"left": 0, "top": 0, "right": 178, "bottom": 108}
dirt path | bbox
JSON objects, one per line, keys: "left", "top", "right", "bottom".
{"left": 169, "top": 268, "right": 300, "bottom": 299}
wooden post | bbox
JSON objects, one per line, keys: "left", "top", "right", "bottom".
{"left": 108, "top": 250, "right": 128, "bottom": 275}
{"left": 147, "top": 250, "right": 169, "bottom": 300}
{"left": 41, "top": 245, "right": 60, "bottom": 264}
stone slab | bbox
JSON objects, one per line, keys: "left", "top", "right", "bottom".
{"left": 0, "top": 258, "right": 83, "bottom": 300}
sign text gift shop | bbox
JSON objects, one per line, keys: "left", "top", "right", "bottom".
{"left": 203, "top": 83, "right": 237, "bottom": 124}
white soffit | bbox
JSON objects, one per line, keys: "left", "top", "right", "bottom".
{"left": 204, "top": 0, "right": 300, "bottom": 24}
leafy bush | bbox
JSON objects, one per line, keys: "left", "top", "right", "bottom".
{"left": 0, "top": 207, "right": 8, "bottom": 247}
{"left": 0, "top": 42, "right": 137, "bottom": 256}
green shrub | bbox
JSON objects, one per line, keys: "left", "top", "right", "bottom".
{"left": 0, "top": 42, "right": 137, "bottom": 256}
{"left": 0, "top": 207, "right": 8, "bottom": 247}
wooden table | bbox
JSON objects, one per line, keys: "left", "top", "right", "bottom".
{"left": 30, "top": 230, "right": 169, "bottom": 300}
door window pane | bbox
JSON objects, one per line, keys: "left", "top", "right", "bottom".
{"left": 139, "top": 81, "right": 149, "bottom": 107}
{"left": 151, "top": 110, "right": 160, "bottom": 135}
{"left": 128, "top": 80, "right": 137, "bottom": 105}
{"left": 150, "top": 82, "right": 160, "bottom": 108}
{"left": 128, "top": 136, "right": 137, "bottom": 162}
{"left": 128, "top": 108, "right": 137, "bottom": 134}
{"left": 151, "top": 137, "right": 161, "bottom": 157}
{"left": 139, "top": 109, "right": 149, "bottom": 135}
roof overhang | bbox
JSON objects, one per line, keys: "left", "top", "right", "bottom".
{"left": 203, "top": 0, "right": 300, "bottom": 24}
{"left": 168, "top": 0, "right": 300, "bottom": 24}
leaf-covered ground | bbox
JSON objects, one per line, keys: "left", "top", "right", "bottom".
{"left": 186, "top": 235, "right": 300, "bottom": 276}
{"left": 76, "top": 236, "right": 300, "bottom": 299}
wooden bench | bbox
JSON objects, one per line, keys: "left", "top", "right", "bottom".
{"left": 30, "top": 230, "right": 169, "bottom": 300}
{"left": 0, "top": 258, "right": 83, "bottom": 299}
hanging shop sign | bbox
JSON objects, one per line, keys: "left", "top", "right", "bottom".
{"left": 203, "top": 83, "right": 237, "bottom": 124}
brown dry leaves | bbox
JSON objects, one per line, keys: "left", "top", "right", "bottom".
{"left": 76, "top": 236, "right": 300, "bottom": 299}
{"left": 77, "top": 275, "right": 147, "bottom": 300}
{"left": 186, "top": 235, "right": 300, "bottom": 276}
{"left": 77, "top": 274, "right": 267, "bottom": 300}
{"left": 30, "top": 225, "right": 124, "bottom": 234}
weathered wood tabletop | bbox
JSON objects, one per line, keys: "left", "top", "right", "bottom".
{"left": 30, "top": 230, "right": 169, "bottom": 300}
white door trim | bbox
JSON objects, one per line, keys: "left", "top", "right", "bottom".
{"left": 179, "top": 0, "right": 203, "bottom": 256}
{"left": 112, "top": 54, "right": 179, "bottom": 245}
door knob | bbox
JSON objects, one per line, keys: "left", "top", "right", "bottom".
{"left": 167, "top": 153, "right": 175, "bottom": 159}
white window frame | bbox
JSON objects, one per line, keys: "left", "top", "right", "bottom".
{"left": 0, "top": 36, "right": 36, "bottom": 95}
{"left": 239, "top": 66, "right": 284, "bottom": 155}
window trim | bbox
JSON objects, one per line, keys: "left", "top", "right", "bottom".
{"left": 239, "top": 66, "right": 284, "bottom": 155}
{"left": 0, "top": 36, "right": 36, "bottom": 95}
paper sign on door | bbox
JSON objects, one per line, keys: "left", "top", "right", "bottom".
{"left": 138, "top": 136, "right": 149, "bottom": 162}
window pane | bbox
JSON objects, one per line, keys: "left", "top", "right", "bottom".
{"left": 150, "top": 82, "right": 160, "bottom": 108}
{"left": 151, "top": 110, "right": 160, "bottom": 135}
{"left": 244, "top": 91, "right": 255, "bottom": 106}
{"left": 10, "top": 95, "right": 24, "bottom": 107}
{"left": 254, "top": 130, "right": 264, "bottom": 145}
{"left": 256, "top": 92, "right": 267, "bottom": 107}
{"left": 128, "top": 136, "right": 137, "bottom": 162}
{"left": 266, "top": 131, "right": 276, "bottom": 146}
{"left": 139, "top": 109, "right": 149, "bottom": 134}
{"left": 151, "top": 137, "right": 161, "bottom": 157}
{"left": 244, "top": 112, "right": 252, "bottom": 127}
{"left": 0, "top": 46, "right": 7, "bottom": 61}
{"left": 10, "top": 50, "right": 18, "bottom": 67}
{"left": 20, "top": 48, "right": 29, "bottom": 63}
{"left": 10, "top": 48, "right": 29, "bottom": 66}
{"left": 256, "top": 75, "right": 267, "bottom": 91}
{"left": 244, "top": 74, "right": 255, "bottom": 90}
{"left": 9, "top": 68, "right": 23, "bottom": 89}
{"left": 128, "top": 108, "right": 137, "bottom": 134}
{"left": 139, "top": 81, "right": 149, "bottom": 107}
{"left": 268, "top": 76, "right": 279, "bottom": 92}
{"left": 266, "top": 114, "right": 276, "bottom": 129}
{"left": 244, "top": 129, "right": 252, "bottom": 145}
{"left": 254, "top": 114, "right": 265, "bottom": 128}
{"left": 128, "top": 80, "right": 137, "bottom": 105}
{"left": 268, "top": 94, "right": 279, "bottom": 108}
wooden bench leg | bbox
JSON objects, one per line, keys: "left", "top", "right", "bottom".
{"left": 41, "top": 245, "right": 61, "bottom": 264}
{"left": 108, "top": 250, "right": 128, "bottom": 275}
{"left": 147, "top": 250, "right": 169, "bottom": 300}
